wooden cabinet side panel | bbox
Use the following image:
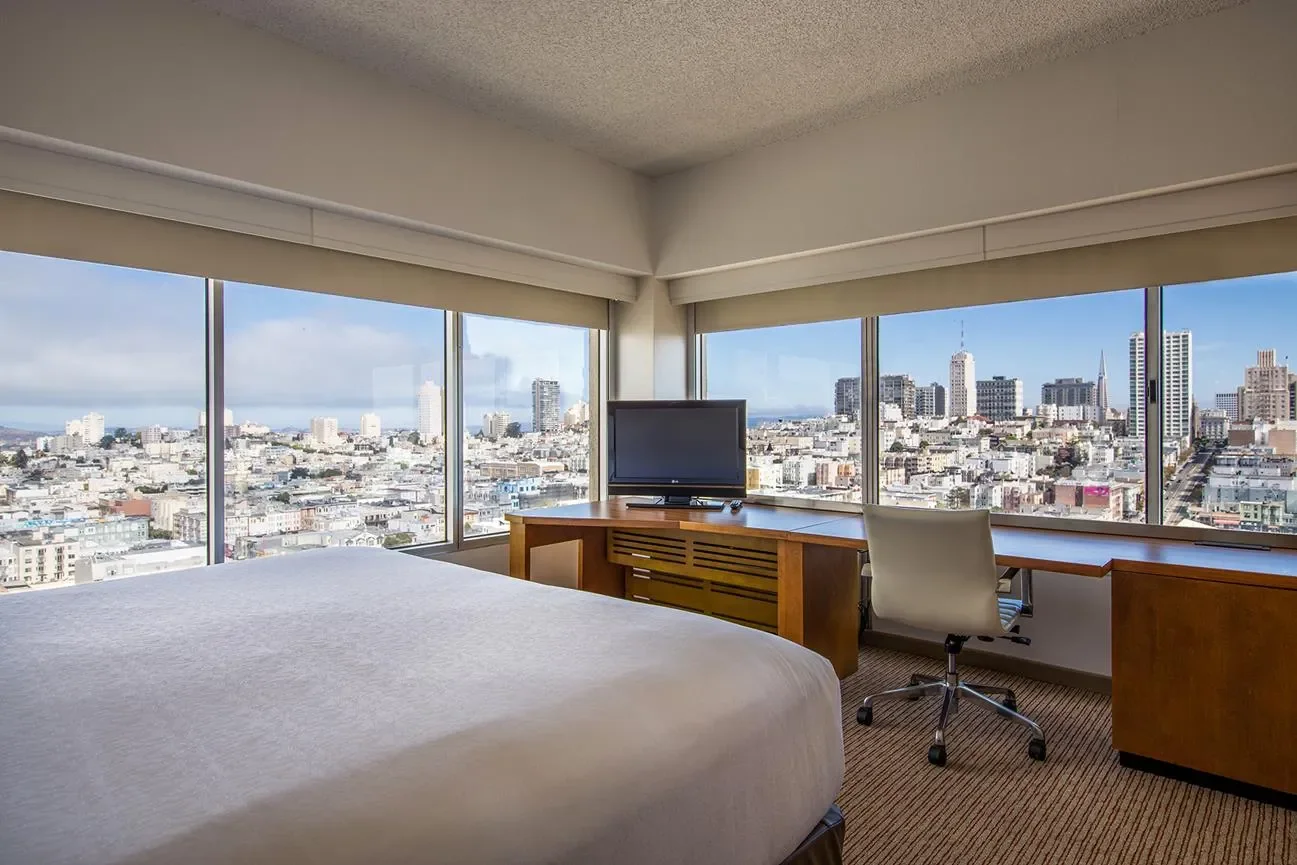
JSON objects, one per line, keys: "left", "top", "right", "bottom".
{"left": 1112, "top": 569, "right": 1297, "bottom": 794}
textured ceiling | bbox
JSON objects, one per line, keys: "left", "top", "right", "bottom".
{"left": 190, "top": 0, "right": 1247, "bottom": 175}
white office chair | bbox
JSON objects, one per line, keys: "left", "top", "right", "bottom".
{"left": 857, "top": 505, "right": 1046, "bottom": 767}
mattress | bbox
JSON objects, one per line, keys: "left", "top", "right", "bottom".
{"left": 0, "top": 547, "right": 843, "bottom": 865}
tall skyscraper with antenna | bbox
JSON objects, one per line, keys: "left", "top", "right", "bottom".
{"left": 949, "top": 320, "right": 976, "bottom": 418}
{"left": 1096, "top": 350, "right": 1109, "bottom": 417}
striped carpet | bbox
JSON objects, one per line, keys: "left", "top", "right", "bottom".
{"left": 838, "top": 647, "right": 1295, "bottom": 864}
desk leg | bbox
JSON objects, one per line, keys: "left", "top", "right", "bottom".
{"left": 509, "top": 524, "right": 533, "bottom": 580}
{"left": 777, "top": 540, "right": 805, "bottom": 644}
{"left": 576, "top": 529, "right": 625, "bottom": 598}
{"left": 778, "top": 539, "right": 861, "bottom": 679}
{"left": 801, "top": 544, "right": 861, "bottom": 679}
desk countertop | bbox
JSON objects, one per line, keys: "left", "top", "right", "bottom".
{"left": 509, "top": 502, "right": 1297, "bottom": 586}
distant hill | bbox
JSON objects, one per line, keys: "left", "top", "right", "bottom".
{"left": 0, "top": 426, "right": 47, "bottom": 446}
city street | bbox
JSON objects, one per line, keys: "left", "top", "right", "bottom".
{"left": 1164, "top": 446, "right": 1215, "bottom": 521}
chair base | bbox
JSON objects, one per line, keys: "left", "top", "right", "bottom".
{"left": 857, "top": 636, "right": 1046, "bottom": 766}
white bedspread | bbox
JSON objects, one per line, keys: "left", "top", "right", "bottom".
{"left": 0, "top": 547, "right": 843, "bottom": 865}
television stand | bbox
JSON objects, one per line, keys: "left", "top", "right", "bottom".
{"left": 626, "top": 496, "right": 726, "bottom": 510}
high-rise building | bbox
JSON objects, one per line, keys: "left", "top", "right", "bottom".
{"left": 975, "top": 376, "right": 1023, "bottom": 421}
{"left": 949, "top": 350, "right": 976, "bottom": 417}
{"left": 563, "top": 400, "right": 590, "bottom": 428}
{"left": 878, "top": 374, "right": 916, "bottom": 419}
{"left": 417, "top": 381, "right": 443, "bottom": 442}
{"left": 358, "top": 413, "right": 381, "bottom": 439}
{"left": 1040, "top": 378, "right": 1096, "bottom": 407}
{"left": 834, "top": 377, "right": 861, "bottom": 418}
{"left": 81, "top": 412, "right": 105, "bottom": 444}
{"left": 1215, "top": 391, "right": 1240, "bottom": 421}
{"left": 141, "top": 425, "right": 166, "bottom": 445}
{"left": 198, "top": 409, "right": 234, "bottom": 430}
{"left": 310, "top": 416, "right": 339, "bottom": 445}
{"left": 482, "top": 411, "right": 511, "bottom": 439}
{"left": 1096, "top": 351, "right": 1109, "bottom": 416}
{"left": 1129, "top": 330, "right": 1192, "bottom": 440}
{"left": 1242, "top": 349, "right": 1290, "bottom": 421}
{"left": 532, "top": 379, "right": 561, "bottom": 433}
{"left": 65, "top": 418, "right": 83, "bottom": 438}
{"left": 915, "top": 382, "right": 946, "bottom": 417}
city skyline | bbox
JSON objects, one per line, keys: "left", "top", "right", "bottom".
{"left": 707, "top": 273, "right": 1297, "bottom": 416}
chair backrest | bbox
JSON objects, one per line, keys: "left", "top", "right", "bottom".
{"left": 862, "top": 505, "right": 1003, "bottom": 636}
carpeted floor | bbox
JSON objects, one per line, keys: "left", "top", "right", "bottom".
{"left": 838, "top": 647, "right": 1295, "bottom": 864}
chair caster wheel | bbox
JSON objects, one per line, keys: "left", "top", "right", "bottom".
{"left": 907, "top": 675, "right": 923, "bottom": 699}
{"left": 857, "top": 706, "right": 873, "bottom": 726}
{"left": 928, "top": 744, "right": 947, "bottom": 767}
{"left": 1028, "top": 738, "right": 1047, "bottom": 762}
{"left": 1002, "top": 696, "right": 1017, "bottom": 713}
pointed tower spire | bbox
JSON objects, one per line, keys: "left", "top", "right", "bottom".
{"left": 960, "top": 319, "right": 965, "bottom": 351}
{"left": 1096, "top": 349, "right": 1110, "bottom": 417}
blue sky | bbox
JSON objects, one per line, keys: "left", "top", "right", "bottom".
{"left": 707, "top": 271, "right": 1297, "bottom": 415}
{"left": 2, "top": 249, "right": 1295, "bottom": 429}
{"left": 0, "top": 252, "right": 588, "bottom": 432}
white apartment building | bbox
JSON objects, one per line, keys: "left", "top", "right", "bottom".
{"left": 11, "top": 536, "right": 78, "bottom": 585}
{"left": 310, "top": 417, "right": 340, "bottom": 446}
{"left": 482, "top": 411, "right": 511, "bottom": 439}
{"left": 563, "top": 400, "right": 590, "bottom": 428}
{"left": 949, "top": 350, "right": 976, "bottom": 418}
{"left": 358, "top": 413, "right": 382, "bottom": 439}
{"left": 82, "top": 412, "right": 105, "bottom": 444}
{"left": 1200, "top": 409, "right": 1230, "bottom": 441}
{"left": 532, "top": 379, "right": 561, "bottom": 433}
{"left": 1129, "top": 330, "right": 1192, "bottom": 442}
{"left": 417, "top": 381, "right": 443, "bottom": 441}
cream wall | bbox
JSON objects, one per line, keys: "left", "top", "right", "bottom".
{"left": 0, "top": 0, "right": 652, "bottom": 276}
{"left": 614, "top": 278, "right": 689, "bottom": 400}
{"left": 652, "top": 0, "right": 1297, "bottom": 278}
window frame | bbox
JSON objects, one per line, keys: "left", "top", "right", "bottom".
{"left": 696, "top": 283, "right": 1297, "bottom": 550}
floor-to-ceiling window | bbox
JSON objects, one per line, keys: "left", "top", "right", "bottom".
{"left": 461, "top": 314, "right": 592, "bottom": 536}
{"left": 222, "top": 283, "right": 448, "bottom": 559}
{"left": 703, "top": 320, "right": 863, "bottom": 503}
{"left": 0, "top": 251, "right": 207, "bottom": 586}
{"left": 878, "top": 290, "right": 1145, "bottom": 522}
{"left": 1162, "top": 271, "right": 1297, "bottom": 533}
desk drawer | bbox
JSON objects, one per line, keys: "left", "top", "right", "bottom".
{"left": 625, "top": 568, "right": 779, "bottom": 632}
{"left": 607, "top": 528, "right": 779, "bottom": 593}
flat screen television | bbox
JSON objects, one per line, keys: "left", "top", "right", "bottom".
{"left": 607, "top": 400, "right": 746, "bottom": 507}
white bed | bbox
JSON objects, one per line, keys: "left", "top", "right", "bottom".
{"left": 0, "top": 547, "right": 843, "bottom": 865}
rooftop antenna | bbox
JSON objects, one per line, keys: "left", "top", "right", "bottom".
{"left": 960, "top": 320, "right": 965, "bottom": 351}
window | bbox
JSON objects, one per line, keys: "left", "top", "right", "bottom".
{"left": 461, "top": 314, "right": 592, "bottom": 536}
{"left": 1162, "top": 271, "right": 1297, "bottom": 533}
{"left": 223, "top": 283, "right": 447, "bottom": 558}
{"left": 0, "top": 251, "right": 206, "bottom": 587}
{"left": 704, "top": 321, "right": 863, "bottom": 503}
{"left": 878, "top": 290, "right": 1145, "bottom": 522}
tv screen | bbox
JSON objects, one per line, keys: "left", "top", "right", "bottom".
{"left": 607, "top": 400, "right": 746, "bottom": 498}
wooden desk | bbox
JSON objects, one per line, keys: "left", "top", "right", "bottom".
{"left": 508, "top": 501, "right": 862, "bottom": 677}
{"left": 508, "top": 499, "right": 1297, "bottom": 801}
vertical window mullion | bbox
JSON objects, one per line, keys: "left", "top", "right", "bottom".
{"left": 863, "top": 316, "right": 879, "bottom": 508}
{"left": 446, "top": 312, "right": 463, "bottom": 548}
{"left": 589, "top": 326, "right": 605, "bottom": 502}
{"left": 1144, "top": 286, "right": 1164, "bottom": 526}
{"left": 204, "top": 278, "right": 225, "bottom": 565}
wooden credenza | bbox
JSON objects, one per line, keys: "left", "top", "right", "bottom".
{"left": 507, "top": 501, "right": 863, "bottom": 677}
{"left": 1112, "top": 559, "right": 1297, "bottom": 797}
